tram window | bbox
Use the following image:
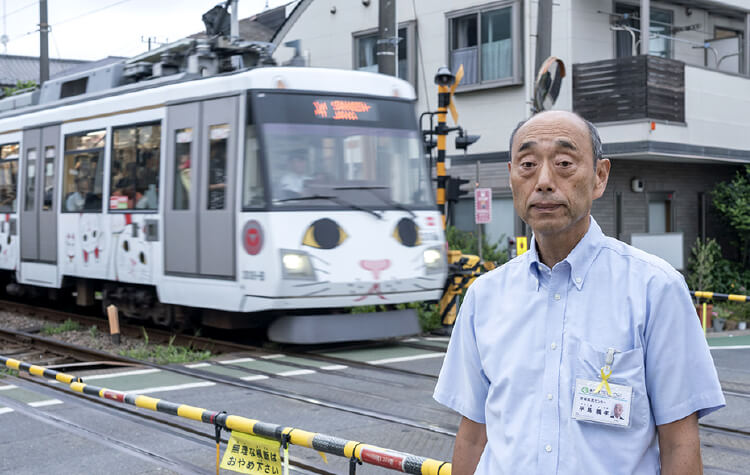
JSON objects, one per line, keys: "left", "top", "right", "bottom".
{"left": 42, "top": 146, "right": 55, "bottom": 211}
{"left": 173, "top": 128, "right": 192, "bottom": 210}
{"left": 62, "top": 130, "right": 105, "bottom": 213}
{"left": 110, "top": 123, "right": 160, "bottom": 211}
{"left": 24, "top": 149, "right": 36, "bottom": 211}
{"left": 207, "top": 124, "right": 229, "bottom": 210}
{"left": 242, "top": 125, "right": 265, "bottom": 209}
{"left": 0, "top": 143, "right": 19, "bottom": 212}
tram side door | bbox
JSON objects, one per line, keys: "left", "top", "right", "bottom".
{"left": 20, "top": 125, "right": 59, "bottom": 263}
{"left": 164, "top": 97, "right": 237, "bottom": 278}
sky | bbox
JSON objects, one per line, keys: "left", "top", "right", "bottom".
{"left": 1, "top": 0, "right": 289, "bottom": 61}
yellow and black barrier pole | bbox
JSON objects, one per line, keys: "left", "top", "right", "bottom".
{"left": 0, "top": 355, "right": 453, "bottom": 475}
{"left": 691, "top": 290, "right": 749, "bottom": 335}
{"left": 435, "top": 77, "right": 451, "bottom": 228}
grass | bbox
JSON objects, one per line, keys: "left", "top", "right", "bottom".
{"left": 0, "top": 368, "right": 19, "bottom": 378}
{"left": 88, "top": 325, "right": 98, "bottom": 338}
{"left": 119, "top": 333, "right": 212, "bottom": 365}
{"left": 41, "top": 318, "right": 81, "bottom": 335}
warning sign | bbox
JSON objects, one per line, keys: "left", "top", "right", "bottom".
{"left": 220, "top": 431, "right": 282, "bottom": 474}
{"left": 474, "top": 188, "right": 492, "bottom": 224}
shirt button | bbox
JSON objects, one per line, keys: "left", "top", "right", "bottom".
{"left": 554, "top": 293, "right": 561, "bottom": 300}
{"left": 575, "top": 277, "right": 582, "bottom": 284}
{"left": 550, "top": 342, "right": 557, "bottom": 350}
{"left": 547, "top": 393, "right": 553, "bottom": 400}
{"left": 545, "top": 445, "right": 552, "bottom": 453}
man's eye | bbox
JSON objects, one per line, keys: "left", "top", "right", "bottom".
{"left": 520, "top": 162, "right": 535, "bottom": 168}
{"left": 559, "top": 161, "right": 572, "bottom": 167}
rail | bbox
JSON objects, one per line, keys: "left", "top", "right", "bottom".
{"left": 0, "top": 355, "right": 452, "bottom": 475}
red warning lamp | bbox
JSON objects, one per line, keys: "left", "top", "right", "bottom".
{"left": 650, "top": 121, "right": 656, "bottom": 131}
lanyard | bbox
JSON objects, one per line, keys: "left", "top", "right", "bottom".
{"left": 594, "top": 347, "right": 616, "bottom": 396}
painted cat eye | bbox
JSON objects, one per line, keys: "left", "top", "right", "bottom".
{"left": 392, "top": 218, "right": 421, "bottom": 247}
{"left": 302, "top": 218, "right": 348, "bottom": 250}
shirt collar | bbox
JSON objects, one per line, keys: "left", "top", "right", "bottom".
{"left": 525, "top": 217, "right": 605, "bottom": 291}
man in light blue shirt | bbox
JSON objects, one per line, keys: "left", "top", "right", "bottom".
{"left": 433, "top": 111, "right": 725, "bottom": 474}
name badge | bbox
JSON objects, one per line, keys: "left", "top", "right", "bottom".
{"left": 572, "top": 378, "right": 632, "bottom": 428}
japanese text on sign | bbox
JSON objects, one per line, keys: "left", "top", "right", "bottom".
{"left": 312, "top": 99, "right": 378, "bottom": 121}
{"left": 220, "top": 431, "right": 282, "bottom": 475}
{"left": 475, "top": 188, "right": 492, "bottom": 224}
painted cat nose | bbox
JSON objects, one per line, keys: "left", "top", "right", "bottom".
{"left": 360, "top": 259, "right": 390, "bottom": 280}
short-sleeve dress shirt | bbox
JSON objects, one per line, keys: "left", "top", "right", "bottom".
{"left": 433, "top": 218, "right": 725, "bottom": 474}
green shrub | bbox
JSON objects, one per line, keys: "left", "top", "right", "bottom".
{"left": 445, "top": 225, "right": 509, "bottom": 264}
{"left": 687, "top": 238, "right": 721, "bottom": 292}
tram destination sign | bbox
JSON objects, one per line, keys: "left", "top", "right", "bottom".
{"left": 311, "top": 98, "right": 378, "bottom": 122}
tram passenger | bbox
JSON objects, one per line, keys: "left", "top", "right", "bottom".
{"left": 65, "top": 176, "right": 97, "bottom": 212}
{"left": 434, "top": 110, "right": 724, "bottom": 474}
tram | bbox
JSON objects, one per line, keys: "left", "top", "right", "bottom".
{"left": 0, "top": 39, "right": 448, "bottom": 343}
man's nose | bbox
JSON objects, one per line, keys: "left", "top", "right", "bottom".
{"left": 535, "top": 161, "right": 555, "bottom": 192}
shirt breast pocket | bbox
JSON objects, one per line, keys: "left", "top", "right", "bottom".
{"left": 575, "top": 340, "right": 648, "bottom": 428}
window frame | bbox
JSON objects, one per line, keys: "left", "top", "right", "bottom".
{"left": 108, "top": 120, "right": 162, "bottom": 214}
{"left": 352, "top": 20, "right": 417, "bottom": 92}
{"left": 61, "top": 128, "right": 107, "bottom": 214}
{"left": 0, "top": 143, "right": 20, "bottom": 213}
{"left": 613, "top": 2, "right": 674, "bottom": 59}
{"left": 446, "top": 0, "right": 523, "bottom": 92}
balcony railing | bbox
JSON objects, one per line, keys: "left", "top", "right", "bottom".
{"left": 572, "top": 55, "right": 684, "bottom": 123}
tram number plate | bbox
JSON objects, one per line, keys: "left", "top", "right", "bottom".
{"left": 242, "top": 270, "right": 265, "bottom": 281}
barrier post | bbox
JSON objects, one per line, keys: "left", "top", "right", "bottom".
{"left": 702, "top": 302, "right": 707, "bottom": 335}
{"left": 106, "top": 304, "right": 121, "bottom": 345}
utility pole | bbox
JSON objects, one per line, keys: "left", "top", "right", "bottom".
{"left": 377, "top": 0, "right": 397, "bottom": 76}
{"left": 640, "top": 0, "right": 650, "bottom": 55}
{"left": 534, "top": 0, "right": 553, "bottom": 76}
{"left": 39, "top": 0, "right": 49, "bottom": 85}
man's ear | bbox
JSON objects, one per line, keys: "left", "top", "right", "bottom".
{"left": 593, "top": 158, "right": 611, "bottom": 200}
{"left": 507, "top": 161, "right": 512, "bottom": 191}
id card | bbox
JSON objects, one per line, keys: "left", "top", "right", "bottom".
{"left": 572, "top": 378, "right": 632, "bottom": 428}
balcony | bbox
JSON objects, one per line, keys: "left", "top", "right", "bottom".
{"left": 573, "top": 55, "right": 684, "bottom": 124}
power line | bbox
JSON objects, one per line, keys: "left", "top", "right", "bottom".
{"left": 5, "top": 0, "right": 37, "bottom": 19}
{"left": 9, "top": 0, "right": 135, "bottom": 44}
{"left": 53, "top": 0, "right": 134, "bottom": 28}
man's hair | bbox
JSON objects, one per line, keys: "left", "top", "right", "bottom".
{"left": 508, "top": 112, "right": 603, "bottom": 169}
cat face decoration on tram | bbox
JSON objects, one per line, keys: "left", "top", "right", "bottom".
{"left": 0, "top": 216, "right": 16, "bottom": 270}
{"left": 110, "top": 214, "right": 152, "bottom": 283}
{"left": 79, "top": 214, "right": 104, "bottom": 266}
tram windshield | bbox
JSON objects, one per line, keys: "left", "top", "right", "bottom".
{"left": 251, "top": 92, "right": 432, "bottom": 209}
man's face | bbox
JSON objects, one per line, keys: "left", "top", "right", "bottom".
{"left": 614, "top": 403, "right": 623, "bottom": 418}
{"left": 508, "top": 111, "right": 609, "bottom": 238}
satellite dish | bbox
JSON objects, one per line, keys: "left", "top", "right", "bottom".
{"left": 533, "top": 56, "right": 566, "bottom": 113}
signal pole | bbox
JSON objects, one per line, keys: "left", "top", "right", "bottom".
{"left": 39, "top": 0, "right": 49, "bottom": 85}
{"left": 377, "top": 0, "right": 397, "bottom": 76}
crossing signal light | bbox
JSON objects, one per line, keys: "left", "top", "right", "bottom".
{"left": 447, "top": 177, "right": 471, "bottom": 202}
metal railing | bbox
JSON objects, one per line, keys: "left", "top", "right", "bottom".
{"left": 0, "top": 355, "right": 452, "bottom": 475}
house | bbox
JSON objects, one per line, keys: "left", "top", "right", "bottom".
{"left": 271, "top": 0, "right": 750, "bottom": 269}
{"left": 0, "top": 54, "right": 89, "bottom": 91}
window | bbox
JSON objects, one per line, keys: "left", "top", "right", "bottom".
{"left": 614, "top": 4, "right": 673, "bottom": 58}
{"left": 173, "top": 128, "right": 192, "bottom": 210}
{"left": 353, "top": 22, "right": 416, "bottom": 89}
{"left": 242, "top": 124, "right": 265, "bottom": 209}
{"left": 62, "top": 130, "right": 105, "bottom": 213}
{"left": 110, "top": 123, "right": 160, "bottom": 211}
{"left": 24, "top": 149, "right": 36, "bottom": 211}
{"left": 648, "top": 192, "right": 673, "bottom": 233}
{"left": 42, "top": 146, "right": 55, "bottom": 211}
{"left": 0, "top": 143, "right": 19, "bottom": 212}
{"left": 207, "top": 124, "right": 229, "bottom": 210}
{"left": 448, "top": 1, "right": 522, "bottom": 88}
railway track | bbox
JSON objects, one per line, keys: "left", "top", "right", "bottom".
{"left": 4, "top": 299, "right": 750, "bottom": 448}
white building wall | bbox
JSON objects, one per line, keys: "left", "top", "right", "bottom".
{"left": 274, "top": 0, "right": 750, "bottom": 158}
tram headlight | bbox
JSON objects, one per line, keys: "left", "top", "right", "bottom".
{"left": 280, "top": 250, "right": 316, "bottom": 280}
{"left": 423, "top": 247, "right": 445, "bottom": 273}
